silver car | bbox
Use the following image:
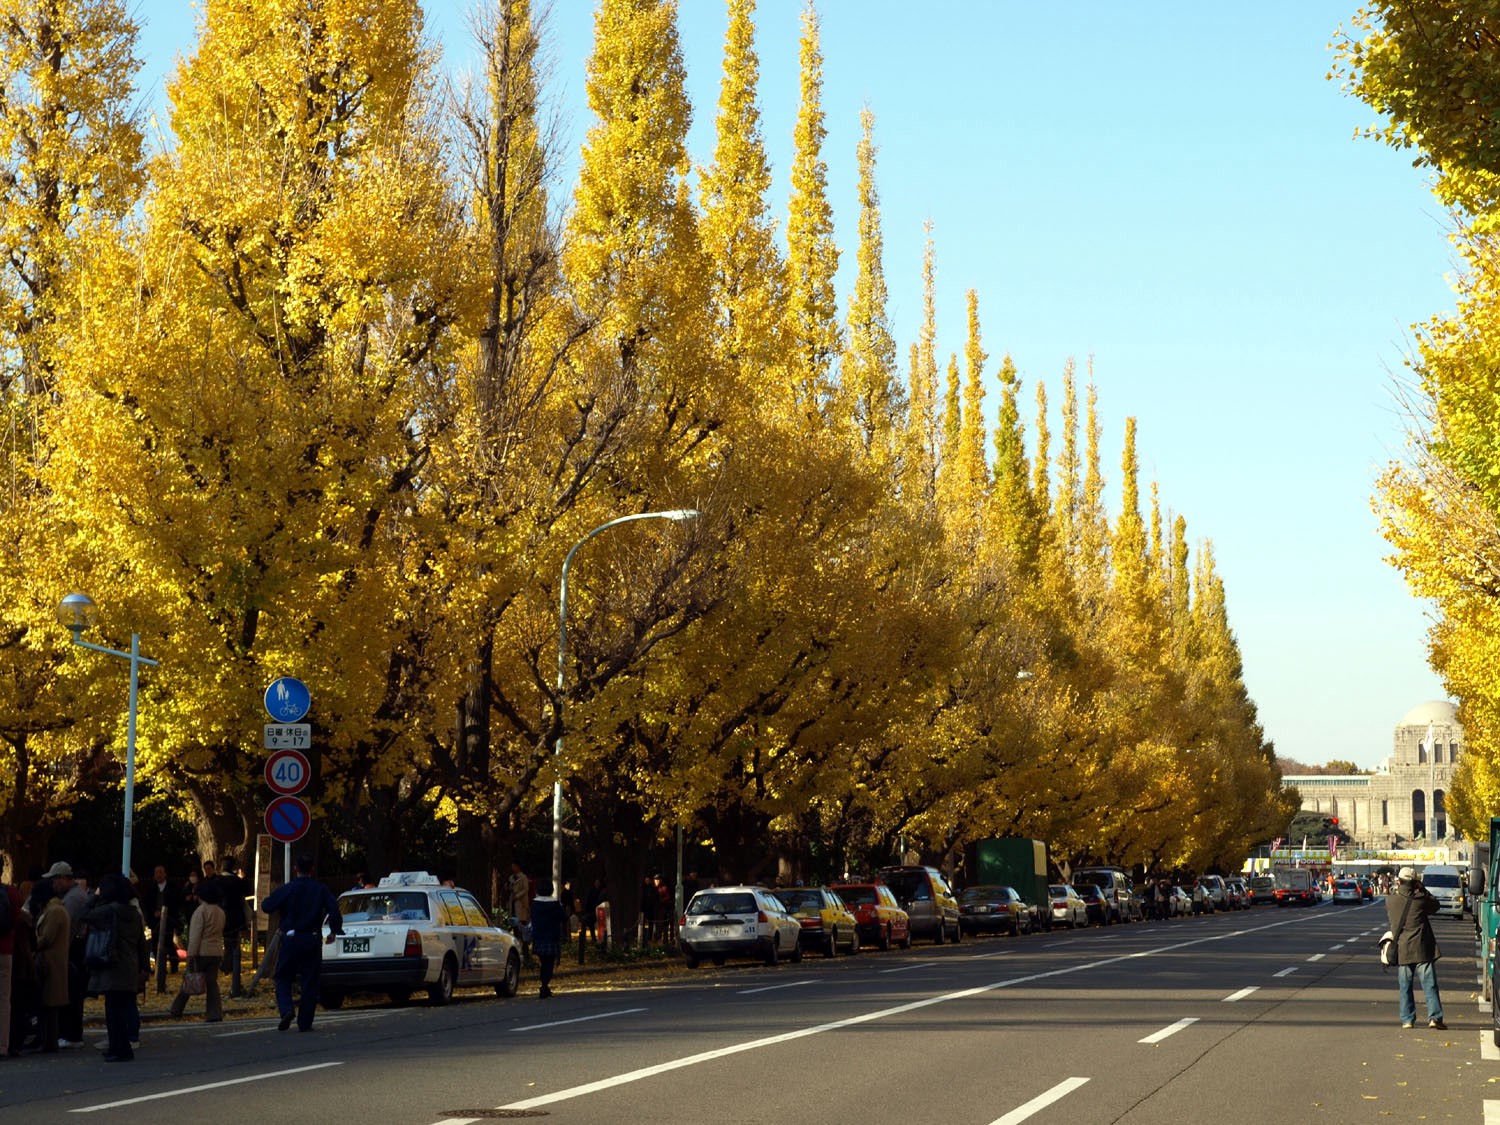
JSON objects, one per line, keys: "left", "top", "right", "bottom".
{"left": 679, "top": 886, "right": 804, "bottom": 967}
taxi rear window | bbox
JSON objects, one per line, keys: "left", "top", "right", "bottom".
{"left": 835, "top": 887, "right": 877, "bottom": 905}
{"left": 688, "top": 892, "right": 756, "bottom": 915}
{"left": 340, "top": 892, "right": 430, "bottom": 922}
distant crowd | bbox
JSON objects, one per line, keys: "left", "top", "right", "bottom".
{"left": 0, "top": 857, "right": 251, "bottom": 1061}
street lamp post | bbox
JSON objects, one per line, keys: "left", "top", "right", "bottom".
{"left": 552, "top": 509, "right": 699, "bottom": 900}
{"left": 57, "top": 593, "right": 160, "bottom": 880}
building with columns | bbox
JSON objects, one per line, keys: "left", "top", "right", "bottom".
{"left": 1281, "top": 700, "right": 1463, "bottom": 849}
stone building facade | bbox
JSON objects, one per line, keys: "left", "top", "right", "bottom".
{"left": 1282, "top": 700, "right": 1463, "bottom": 848}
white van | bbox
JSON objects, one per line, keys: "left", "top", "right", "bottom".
{"left": 1420, "top": 864, "right": 1466, "bottom": 917}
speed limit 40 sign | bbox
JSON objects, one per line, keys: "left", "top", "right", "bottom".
{"left": 265, "top": 748, "right": 311, "bottom": 796}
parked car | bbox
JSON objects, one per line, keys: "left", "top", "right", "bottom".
{"left": 772, "top": 886, "right": 860, "bottom": 957}
{"left": 957, "top": 885, "right": 1034, "bottom": 936}
{"left": 1168, "top": 886, "right": 1192, "bottom": 916}
{"left": 1073, "top": 867, "right": 1138, "bottom": 923}
{"left": 319, "top": 871, "right": 522, "bottom": 1008}
{"left": 1048, "top": 884, "right": 1089, "bottom": 929}
{"left": 1247, "top": 875, "right": 1276, "bottom": 905}
{"left": 1199, "top": 874, "right": 1229, "bottom": 911}
{"left": 1077, "top": 883, "right": 1111, "bottom": 925}
{"left": 876, "top": 865, "right": 961, "bottom": 944}
{"left": 679, "top": 886, "right": 804, "bottom": 967}
{"left": 831, "top": 883, "right": 911, "bottom": 950}
{"left": 1224, "top": 879, "right": 1249, "bottom": 910}
{"left": 1332, "top": 878, "right": 1363, "bottom": 904}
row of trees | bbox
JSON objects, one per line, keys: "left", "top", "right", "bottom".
{"left": 0, "top": 0, "right": 1293, "bottom": 919}
{"left": 1341, "top": 1, "right": 1500, "bottom": 839}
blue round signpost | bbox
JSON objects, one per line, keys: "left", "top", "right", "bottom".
{"left": 265, "top": 795, "right": 311, "bottom": 843}
{"left": 264, "top": 676, "right": 311, "bottom": 723}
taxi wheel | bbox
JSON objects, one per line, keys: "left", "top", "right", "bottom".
{"left": 825, "top": 928, "right": 838, "bottom": 957}
{"left": 900, "top": 927, "right": 912, "bottom": 950}
{"left": 428, "top": 955, "right": 457, "bottom": 1005}
{"left": 320, "top": 990, "right": 344, "bottom": 1010}
{"left": 685, "top": 953, "right": 701, "bottom": 969}
{"left": 764, "top": 935, "right": 779, "bottom": 967}
{"left": 878, "top": 925, "right": 891, "bottom": 952}
{"left": 790, "top": 935, "right": 803, "bottom": 963}
{"left": 496, "top": 951, "right": 521, "bottom": 997}
{"left": 848, "top": 927, "right": 860, "bottom": 956}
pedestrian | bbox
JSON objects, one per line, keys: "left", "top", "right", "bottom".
{"left": 0, "top": 875, "right": 18, "bottom": 1057}
{"left": 211, "top": 857, "right": 251, "bottom": 998}
{"left": 51, "top": 863, "right": 89, "bottom": 1048}
{"left": 584, "top": 877, "right": 605, "bottom": 944}
{"left": 260, "top": 852, "right": 343, "bottom": 1032}
{"left": 1387, "top": 865, "right": 1446, "bottom": 1030}
{"left": 170, "top": 880, "right": 225, "bottom": 1022}
{"left": 506, "top": 862, "right": 532, "bottom": 957}
{"left": 30, "top": 877, "right": 68, "bottom": 1053}
{"left": 9, "top": 879, "right": 37, "bottom": 1055}
{"left": 140, "top": 865, "right": 182, "bottom": 974}
{"left": 640, "top": 875, "right": 658, "bottom": 943}
{"left": 529, "top": 879, "right": 567, "bottom": 999}
{"left": 84, "top": 873, "right": 150, "bottom": 1062}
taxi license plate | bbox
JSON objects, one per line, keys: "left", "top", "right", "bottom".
{"left": 343, "top": 937, "right": 370, "bottom": 954}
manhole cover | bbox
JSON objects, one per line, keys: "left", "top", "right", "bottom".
{"left": 440, "top": 1112, "right": 547, "bottom": 1120}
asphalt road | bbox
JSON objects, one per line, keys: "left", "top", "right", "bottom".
{"left": 3, "top": 899, "right": 1492, "bottom": 1123}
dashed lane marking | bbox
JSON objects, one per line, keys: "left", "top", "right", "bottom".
{"left": 1223, "top": 986, "right": 1260, "bottom": 1002}
{"left": 988, "top": 1077, "right": 1091, "bottom": 1125}
{"left": 1139, "top": 1017, "right": 1198, "bottom": 1044}
{"left": 511, "top": 1007, "right": 647, "bottom": 1032}
{"left": 72, "top": 1062, "right": 343, "bottom": 1113}
{"left": 1274, "top": 967, "right": 1298, "bottom": 977}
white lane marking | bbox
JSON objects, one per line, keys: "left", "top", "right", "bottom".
{"left": 216, "top": 1011, "right": 391, "bottom": 1038}
{"left": 967, "top": 950, "right": 1011, "bottom": 960}
{"left": 1306, "top": 953, "right": 1325, "bottom": 962}
{"left": 739, "top": 980, "right": 819, "bottom": 996}
{"left": 499, "top": 910, "right": 1336, "bottom": 1112}
{"left": 72, "top": 1062, "right": 343, "bottom": 1113}
{"left": 879, "top": 961, "right": 937, "bottom": 974}
{"left": 511, "top": 1007, "right": 647, "bottom": 1031}
{"left": 1274, "top": 967, "right": 1298, "bottom": 978}
{"left": 1138, "top": 1017, "right": 1198, "bottom": 1044}
{"left": 988, "top": 1077, "right": 1091, "bottom": 1125}
{"left": 1330, "top": 944, "right": 1344, "bottom": 950}
{"left": 1482, "top": 1031, "right": 1500, "bottom": 1062}
{"left": 1223, "top": 986, "right": 1260, "bottom": 1002}
{"left": 1486, "top": 1099, "right": 1500, "bottom": 1125}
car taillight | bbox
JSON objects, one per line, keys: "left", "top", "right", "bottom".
{"left": 758, "top": 911, "right": 769, "bottom": 923}
{"left": 679, "top": 914, "right": 687, "bottom": 928}
{"left": 404, "top": 929, "right": 422, "bottom": 957}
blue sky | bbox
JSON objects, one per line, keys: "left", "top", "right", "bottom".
{"left": 134, "top": 2, "right": 1455, "bottom": 770}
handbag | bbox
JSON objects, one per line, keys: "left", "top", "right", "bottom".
{"left": 1378, "top": 929, "right": 1396, "bottom": 967}
{"left": 182, "top": 969, "right": 207, "bottom": 996}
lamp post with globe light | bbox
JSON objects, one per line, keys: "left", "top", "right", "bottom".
{"left": 57, "top": 593, "right": 159, "bottom": 880}
{"left": 552, "top": 509, "right": 699, "bottom": 899}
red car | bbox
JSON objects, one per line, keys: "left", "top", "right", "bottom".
{"left": 831, "top": 883, "right": 912, "bottom": 951}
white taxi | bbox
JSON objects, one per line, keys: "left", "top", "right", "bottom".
{"left": 318, "top": 871, "right": 522, "bottom": 1007}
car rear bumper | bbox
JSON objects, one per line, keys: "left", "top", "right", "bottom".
{"left": 680, "top": 935, "right": 770, "bottom": 957}
{"left": 320, "top": 955, "right": 432, "bottom": 990}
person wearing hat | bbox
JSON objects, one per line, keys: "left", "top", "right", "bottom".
{"left": 1387, "top": 865, "right": 1446, "bottom": 1030}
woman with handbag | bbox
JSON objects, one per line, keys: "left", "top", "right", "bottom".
{"left": 30, "top": 878, "right": 69, "bottom": 1053}
{"left": 84, "top": 874, "right": 148, "bottom": 1061}
{"left": 169, "top": 880, "right": 224, "bottom": 1022}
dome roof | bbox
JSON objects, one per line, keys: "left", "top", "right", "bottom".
{"left": 1398, "top": 699, "right": 1458, "bottom": 727}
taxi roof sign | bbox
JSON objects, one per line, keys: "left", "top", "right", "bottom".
{"left": 377, "top": 871, "right": 440, "bottom": 887}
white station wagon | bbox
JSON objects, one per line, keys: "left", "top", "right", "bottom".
{"left": 318, "top": 871, "right": 522, "bottom": 1007}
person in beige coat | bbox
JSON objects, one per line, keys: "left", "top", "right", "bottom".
{"left": 31, "top": 878, "right": 70, "bottom": 1052}
{"left": 169, "top": 881, "right": 225, "bottom": 1021}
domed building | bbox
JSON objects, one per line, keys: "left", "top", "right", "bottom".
{"left": 1282, "top": 700, "right": 1463, "bottom": 849}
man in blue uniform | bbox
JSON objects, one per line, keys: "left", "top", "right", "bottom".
{"left": 261, "top": 853, "right": 343, "bottom": 1032}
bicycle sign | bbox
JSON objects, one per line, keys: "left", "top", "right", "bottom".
{"left": 265, "top": 749, "right": 311, "bottom": 796}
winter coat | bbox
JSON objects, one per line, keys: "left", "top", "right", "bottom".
{"left": 185, "top": 902, "right": 226, "bottom": 961}
{"left": 1386, "top": 883, "right": 1440, "bottom": 965}
{"left": 33, "top": 897, "right": 70, "bottom": 1007}
{"left": 529, "top": 896, "right": 567, "bottom": 956}
{"left": 83, "top": 901, "right": 149, "bottom": 993}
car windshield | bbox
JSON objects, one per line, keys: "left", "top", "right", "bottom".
{"left": 835, "top": 887, "right": 877, "bottom": 905}
{"left": 1423, "top": 872, "right": 1460, "bottom": 888}
{"left": 1049, "top": 886, "right": 1068, "bottom": 898}
{"left": 688, "top": 892, "right": 757, "bottom": 916}
{"left": 339, "top": 892, "right": 430, "bottom": 922}
{"left": 1075, "top": 870, "right": 1114, "bottom": 889}
{"left": 882, "top": 872, "right": 932, "bottom": 903}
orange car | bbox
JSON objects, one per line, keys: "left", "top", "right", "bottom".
{"left": 831, "top": 883, "right": 912, "bottom": 951}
